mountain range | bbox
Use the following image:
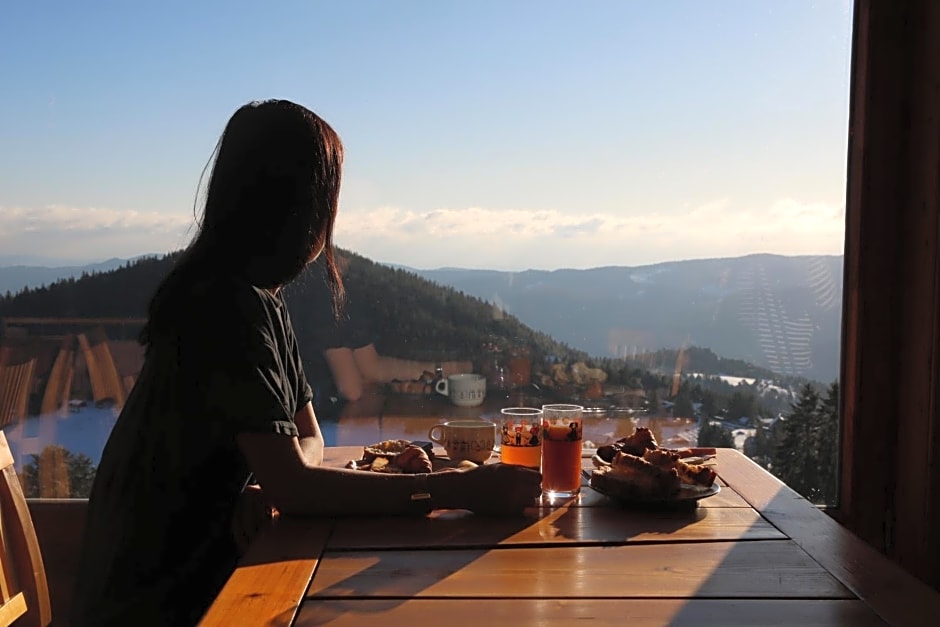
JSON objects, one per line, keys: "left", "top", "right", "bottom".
{"left": 0, "top": 252, "right": 843, "bottom": 382}
{"left": 406, "top": 254, "right": 843, "bottom": 383}
{"left": 0, "top": 255, "right": 156, "bottom": 295}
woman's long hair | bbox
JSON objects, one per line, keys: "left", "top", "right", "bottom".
{"left": 141, "top": 99, "right": 345, "bottom": 346}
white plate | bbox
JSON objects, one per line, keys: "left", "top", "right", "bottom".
{"left": 586, "top": 469, "right": 721, "bottom": 505}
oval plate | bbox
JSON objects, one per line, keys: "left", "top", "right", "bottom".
{"left": 588, "top": 472, "right": 721, "bottom": 506}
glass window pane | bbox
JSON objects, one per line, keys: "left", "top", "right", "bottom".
{"left": 0, "top": 1, "right": 852, "bottom": 505}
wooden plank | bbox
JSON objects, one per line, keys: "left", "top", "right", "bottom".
{"left": 76, "top": 334, "right": 104, "bottom": 405}
{"left": 199, "top": 517, "right": 332, "bottom": 627}
{"left": 296, "top": 599, "right": 886, "bottom": 627}
{"left": 0, "top": 591, "right": 27, "bottom": 625}
{"left": 0, "top": 431, "right": 52, "bottom": 626}
{"left": 888, "top": 0, "right": 940, "bottom": 590}
{"left": 326, "top": 505, "right": 783, "bottom": 550}
{"left": 40, "top": 341, "right": 73, "bottom": 416}
{"left": 308, "top": 541, "right": 851, "bottom": 600}
{"left": 0, "top": 360, "right": 35, "bottom": 429}
{"left": 0, "top": 495, "right": 12, "bottom": 602}
{"left": 87, "top": 329, "right": 125, "bottom": 407}
{"left": 716, "top": 449, "right": 940, "bottom": 627}
{"left": 0, "top": 436, "right": 13, "bottom": 470}
{"left": 840, "top": 0, "right": 940, "bottom": 592}
{"left": 38, "top": 446, "right": 69, "bottom": 499}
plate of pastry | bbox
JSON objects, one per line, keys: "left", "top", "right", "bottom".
{"left": 587, "top": 427, "right": 720, "bottom": 505}
{"left": 345, "top": 439, "right": 478, "bottom": 474}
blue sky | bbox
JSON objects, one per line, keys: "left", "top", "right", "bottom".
{"left": 0, "top": 0, "right": 854, "bottom": 270}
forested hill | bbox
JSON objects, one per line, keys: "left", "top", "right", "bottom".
{"left": 285, "top": 251, "right": 587, "bottom": 364}
{"left": 0, "top": 249, "right": 589, "bottom": 367}
{"left": 0, "top": 254, "right": 177, "bottom": 319}
{"left": 0, "top": 249, "right": 811, "bottom": 390}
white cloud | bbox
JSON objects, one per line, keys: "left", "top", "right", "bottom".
{"left": 0, "top": 199, "right": 846, "bottom": 270}
{"left": 334, "top": 198, "right": 846, "bottom": 270}
{"left": 0, "top": 205, "right": 194, "bottom": 262}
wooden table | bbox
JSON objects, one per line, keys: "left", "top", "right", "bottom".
{"left": 202, "top": 397, "right": 940, "bottom": 626}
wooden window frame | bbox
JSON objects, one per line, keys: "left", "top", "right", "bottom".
{"left": 839, "top": 0, "right": 940, "bottom": 589}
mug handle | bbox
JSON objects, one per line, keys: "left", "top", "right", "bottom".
{"left": 428, "top": 424, "right": 447, "bottom": 445}
{"left": 434, "top": 378, "right": 449, "bottom": 397}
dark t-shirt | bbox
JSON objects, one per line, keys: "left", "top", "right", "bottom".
{"left": 71, "top": 276, "right": 312, "bottom": 626}
{"left": 287, "top": 261, "right": 374, "bottom": 418}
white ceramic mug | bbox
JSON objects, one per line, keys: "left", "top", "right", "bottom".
{"left": 428, "top": 420, "right": 497, "bottom": 463}
{"left": 434, "top": 373, "right": 486, "bottom": 407}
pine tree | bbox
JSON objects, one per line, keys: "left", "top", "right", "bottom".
{"left": 773, "top": 383, "right": 821, "bottom": 501}
{"left": 727, "top": 390, "right": 758, "bottom": 423}
{"left": 20, "top": 454, "right": 40, "bottom": 498}
{"left": 673, "top": 393, "right": 694, "bottom": 419}
{"left": 647, "top": 388, "right": 659, "bottom": 416}
{"left": 815, "top": 381, "right": 839, "bottom": 505}
{"left": 15, "top": 448, "right": 97, "bottom": 499}
{"left": 700, "top": 389, "right": 718, "bottom": 419}
{"left": 745, "top": 422, "right": 774, "bottom": 469}
{"left": 698, "top": 421, "right": 734, "bottom": 448}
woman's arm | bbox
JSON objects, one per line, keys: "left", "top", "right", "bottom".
{"left": 236, "top": 431, "right": 541, "bottom": 517}
{"left": 293, "top": 401, "right": 323, "bottom": 466}
{"left": 323, "top": 346, "right": 368, "bottom": 401}
{"left": 326, "top": 343, "right": 473, "bottom": 402}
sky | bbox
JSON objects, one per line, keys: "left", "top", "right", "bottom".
{"left": 0, "top": 0, "right": 854, "bottom": 271}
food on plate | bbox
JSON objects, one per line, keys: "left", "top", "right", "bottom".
{"left": 641, "top": 448, "right": 717, "bottom": 488}
{"left": 589, "top": 427, "right": 718, "bottom": 500}
{"left": 591, "top": 452, "right": 681, "bottom": 500}
{"left": 595, "top": 428, "right": 719, "bottom": 465}
{"left": 362, "top": 439, "right": 414, "bottom": 461}
{"left": 596, "top": 426, "right": 659, "bottom": 460}
{"left": 395, "top": 445, "right": 434, "bottom": 473}
{"left": 349, "top": 440, "right": 433, "bottom": 474}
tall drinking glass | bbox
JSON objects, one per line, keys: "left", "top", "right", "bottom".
{"left": 540, "top": 404, "right": 583, "bottom": 499}
{"left": 499, "top": 407, "right": 542, "bottom": 469}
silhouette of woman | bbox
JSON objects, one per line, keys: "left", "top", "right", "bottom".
{"left": 72, "top": 100, "right": 541, "bottom": 627}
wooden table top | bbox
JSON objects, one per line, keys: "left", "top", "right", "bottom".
{"left": 201, "top": 397, "right": 940, "bottom": 627}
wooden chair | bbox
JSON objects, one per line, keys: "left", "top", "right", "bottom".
{"left": 0, "top": 432, "right": 51, "bottom": 626}
{"left": 0, "top": 360, "right": 36, "bottom": 429}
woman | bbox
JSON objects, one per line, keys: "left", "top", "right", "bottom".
{"left": 72, "top": 100, "right": 542, "bottom": 627}
{"left": 289, "top": 252, "right": 473, "bottom": 418}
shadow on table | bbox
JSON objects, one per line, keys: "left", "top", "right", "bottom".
{"left": 661, "top": 467, "right": 891, "bottom": 626}
{"left": 301, "top": 513, "right": 533, "bottom": 625}
{"left": 297, "top": 494, "right": 703, "bottom": 625}
{"left": 543, "top": 499, "right": 707, "bottom": 545}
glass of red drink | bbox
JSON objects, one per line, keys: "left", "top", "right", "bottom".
{"left": 540, "top": 404, "right": 583, "bottom": 499}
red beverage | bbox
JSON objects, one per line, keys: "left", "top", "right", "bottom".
{"left": 540, "top": 405, "right": 584, "bottom": 499}
{"left": 541, "top": 435, "right": 582, "bottom": 494}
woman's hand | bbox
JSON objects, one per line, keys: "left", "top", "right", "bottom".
{"left": 431, "top": 463, "right": 542, "bottom": 515}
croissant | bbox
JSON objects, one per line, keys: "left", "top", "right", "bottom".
{"left": 393, "top": 445, "right": 433, "bottom": 474}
